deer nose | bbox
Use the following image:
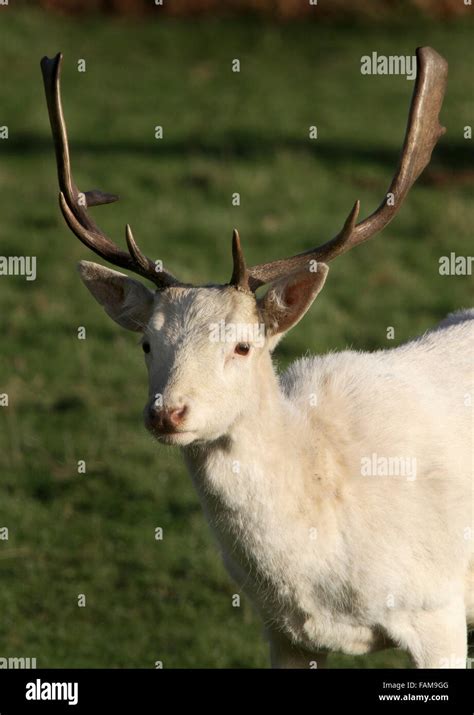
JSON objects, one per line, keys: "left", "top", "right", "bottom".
{"left": 146, "top": 404, "right": 188, "bottom": 434}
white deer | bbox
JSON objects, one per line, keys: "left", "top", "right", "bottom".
{"left": 41, "top": 48, "right": 473, "bottom": 668}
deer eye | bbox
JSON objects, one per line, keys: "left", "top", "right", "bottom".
{"left": 235, "top": 342, "right": 250, "bottom": 356}
{"left": 142, "top": 341, "right": 151, "bottom": 354}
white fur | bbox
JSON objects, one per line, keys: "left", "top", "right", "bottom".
{"left": 78, "top": 260, "right": 473, "bottom": 668}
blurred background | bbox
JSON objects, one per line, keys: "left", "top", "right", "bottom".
{"left": 0, "top": 1, "right": 471, "bottom": 668}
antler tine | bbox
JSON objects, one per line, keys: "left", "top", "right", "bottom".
{"left": 40, "top": 52, "right": 178, "bottom": 289}
{"left": 248, "top": 46, "right": 448, "bottom": 291}
{"left": 229, "top": 229, "right": 251, "bottom": 292}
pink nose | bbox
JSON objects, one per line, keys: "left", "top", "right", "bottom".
{"left": 147, "top": 405, "right": 188, "bottom": 434}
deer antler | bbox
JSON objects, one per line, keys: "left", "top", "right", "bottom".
{"left": 40, "top": 52, "right": 178, "bottom": 289}
{"left": 229, "top": 229, "right": 251, "bottom": 293}
{"left": 247, "top": 46, "right": 448, "bottom": 291}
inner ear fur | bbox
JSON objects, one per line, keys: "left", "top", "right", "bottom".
{"left": 258, "top": 263, "right": 329, "bottom": 337}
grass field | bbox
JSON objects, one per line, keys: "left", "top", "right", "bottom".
{"left": 0, "top": 8, "right": 472, "bottom": 668}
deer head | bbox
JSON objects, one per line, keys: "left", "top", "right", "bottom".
{"left": 40, "top": 49, "right": 447, "bottom": 445}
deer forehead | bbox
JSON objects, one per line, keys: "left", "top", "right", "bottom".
{"left": 149, "top": 285, "right": 260, "bottom": 340}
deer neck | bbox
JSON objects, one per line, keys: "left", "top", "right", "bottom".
{"left": 182, "top": 353, "right": 309, "bottom": 533}
{"left": 181, "top": 353, "right": 345, "bottom": 626}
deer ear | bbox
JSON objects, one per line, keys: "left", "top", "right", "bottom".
{"left": 77, "top": 260, "right": 155, "bottom": 332}
{"left": 258, "top": 263, "right": 329, "bottom": 344}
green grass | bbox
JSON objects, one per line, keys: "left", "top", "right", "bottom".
{"left": 0, "top": 8, "right": 471, "bottom": 668}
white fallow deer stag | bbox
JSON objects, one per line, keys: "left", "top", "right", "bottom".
{"left": 41, "top": 48, "right": 473, "bottom": 669}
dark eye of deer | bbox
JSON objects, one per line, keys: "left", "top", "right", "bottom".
{"left": 142, "top": 341, "right": 151, "bottom": 354}
{"left": 235, "top": 343, "right": 250, "bottom": 356}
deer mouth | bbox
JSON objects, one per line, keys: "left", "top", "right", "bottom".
{"left": 154, "top": 431, "right": 197, "bottom": 446}
{"left": 145, "top": 421, "right": 196, "bottom": 446}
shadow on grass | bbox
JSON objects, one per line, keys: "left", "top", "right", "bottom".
{"left": 3, "top": 132, "right": 472, "bottom": 175}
